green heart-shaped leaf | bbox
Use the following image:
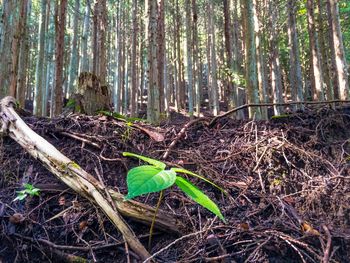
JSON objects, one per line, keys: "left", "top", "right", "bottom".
{"left": 123, "top": 152, "right": 166, "bottom": 169}
{"left": 126, "top": 165, "right": 176, "bottom": 199}
{"left": 175, "top": 176, "right": 225, "bottom": 222}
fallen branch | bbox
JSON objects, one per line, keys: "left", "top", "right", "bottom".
{"left": 162, "top": 118, "right": 208, "bottom": 159}
{"left": 209, "top": 100, "right": 350, "bottom": 127}
{"left": 0, "top": 96, "right": 183, "bottom": 260}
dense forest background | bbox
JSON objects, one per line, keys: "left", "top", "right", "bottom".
{"left": 0, "top": 0, "right": 349, "bottom": 123}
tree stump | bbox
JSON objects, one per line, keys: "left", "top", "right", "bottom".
{"left": 73, "top": 72, "right": 111, "bottom": 115}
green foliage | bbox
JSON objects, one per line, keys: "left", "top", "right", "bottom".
{"left": 125, "top": 165, "right": 176, "bottom": 199}
{"left": 14, "top": 183, "right": 40, "bottom": 201}
{"left": 123, "top": 152, "right": 166, "bottom": 169}
{"left": 175, "top": 176, "right": 225, "bottom": 221}
{"left": 123, "top": 152, "right": 225, "bottom": 222}
{"left": 98, "top": 110, "right": 145, "bottom": 123}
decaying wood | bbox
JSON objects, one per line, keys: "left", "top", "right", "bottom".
{"left": 71, "top": 72, "right": 111, "bottom": 115}
{"left": 0, "top": 96, "right": 184, "bottom": 261}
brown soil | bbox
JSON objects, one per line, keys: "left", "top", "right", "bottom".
{"left": 1, "top": 105, "right": 350, "bottom": 262}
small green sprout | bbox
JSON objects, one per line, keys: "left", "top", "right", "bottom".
{"left": 14, "top": 183, "right": 40, "bottom": 201}
{"left": 123, "top": 152, "right": 226, "bottom": 222}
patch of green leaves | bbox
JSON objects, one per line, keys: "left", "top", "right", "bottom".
{"left": 98, "top": 110, "right": 145, "bottom": 123}
{"left": 14, "top": 183, "right": 40, "bottom": 202}
{"left": 123, "top": 152, "right": 225, "bottom": 222}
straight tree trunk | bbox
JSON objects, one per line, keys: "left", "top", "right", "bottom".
{"left": 185, "top": 0, "right": 194, "bottom": 116}
{"left": 42, "top": 0, "right": 51, "bottom": 116}
{"left": 17, "top": 0, "right": 31, "bottom": 107}
{"left": 328, "top": 0, "right": 349, "bottom": 100}
{"left": 224, "top": 0, "right": 236, "bottom": 111}
{"left": 208, "top": 2, "right": 219, "bottom": 116}
{"left": 81, "top": 1, "right": 90, "bottom": 72}
{"left": 113, "top": 3, "right": 122, "bottom": 113}
{"left": 317, "top": 0, "right": 333, "bottom": 100}
{"left": 326, "top": 0, "right": 339, "bottom": 99}
{"left": 157, "top": 0, "right": 166, "bottom": 116}
{"left": 307, "top": 0, "right": 324, "bottom": 101}
{"left": 34, "top": 0, "right": 47, "bottom": 116}
{"left": 0, "top": 0, "right": 14, "bottom": 97}
{"left": 67, "top": 0, "right": 80, "bottom": 96}
{"left": 130, "top": 0, "right": 138, "bottom": 117}
{"left": 99, "top": 0, "right": 107, "bottom": 85}
{"left": 192, "top": 0, "right": 200, "bottom": 116}
{"left": 242, "top": 0, "right": 261, "bottom": 119}
{"left": 287, "top": 0, "right": 304, "bottom": 108}
{"left": 147, "top": 0, "right": 160, "bottom": 123}
{"left": 253, "top": 0, "right": 268, "bottom": 119}
{"left": 53, "top": 0, "right": 68, "bottom": 116}
{"left": 269, "top": 0, "right": 284, "bottom": 115}
{"left": 9, "top": 0, "right": 28, "bottom": 98}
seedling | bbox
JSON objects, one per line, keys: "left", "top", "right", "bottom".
{"left": 14, "top": 183, "right": 40, "bottom": 201}
{"left": 123, "top": 152, "right": 226, "bottom": 222}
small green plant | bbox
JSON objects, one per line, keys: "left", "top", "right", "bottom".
{"left": 123, "top": 152, "right": 226, "bottom": 222}
{"left": 98, "top": 110, "right": 145, "bottom": 123}
{"left": 14, "top": 183, "right": 40, "bottom": 201}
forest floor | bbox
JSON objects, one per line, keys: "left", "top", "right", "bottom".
{"left": 1, "top": 105, "right": 350, "bottom": 263}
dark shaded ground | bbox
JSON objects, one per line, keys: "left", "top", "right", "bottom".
{"left": 1, "top": 105, "right": 350, "bottom": 262}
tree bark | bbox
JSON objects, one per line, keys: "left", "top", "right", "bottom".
{"left": 34, "top": 0, "right": 47, "bottom": 116}
{"left": 307, "top": 0, "right": 324, "bottom": 101}
{"left": 53, "top": 0, "right": 68, "bottom": 117}
{"left": 67, "top": 0, "right": 80, "bottom": 96}
{"left": 81, "top": 0, "right": 90, "bottom": 72}
{"left": 287, "top": 0, "right": 304, "bottom": 109}
{"left": 253, "top": 0, "right": 268, "bottom": 119}
{"left": 208, "top": 2, "right": 219, "bottom": 116}
{"left": 130, "top": 0, "right": 138, "bottom": 117}
{"left": 147, "top": 0, "right": 160, "bottom": 123}
{"left": 328, "top": 0, "right": 349, "bottom": 100}
{"left": 9, "top": 0, "right": 28, "bottom": 98}
{"left": 269, "top": 0, "right": 284, "bottom": 115}
{"left": 185, "top": 0, "right": 194, "bottom": 117}
{"left": 17, "top": 0, "right": 31, "bottom": 107}
{"left": 242, "top": 0, "right": 261, "bottom": 119}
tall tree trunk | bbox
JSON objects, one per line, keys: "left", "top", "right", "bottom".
{"left": 17, "top": 0, "right": 31, "bottom": 107}
{"left": 175, "top": 0, "right": 184, "bottom": 110}
{"left": 224, "top": 0, "right": 237, "bottom": 112}
{"left": 328, "top": 0, "right": 349, "bottom": 100}
{"left": 146, "top": 0, "right": 160, "bottom": 123}
{"left": 9, "top": 0, "right": 28, "bottom": 98}
{"left": 157, "top": 0, "right": 166, "bottom": 116}
{"left": 113, "top": 2, "right": 122, "bottom": 113}
{"left": 67, "top": 0, "right": 80, "bottom": 96}
{"left": 242, "top": 0, "right": 260, "bottom": 119}
{"left": 307, "top": 0, "right": 324, "bottom": 101}
{"left": 326, "top": 0, "right": 339, "bottom": 99}
{"left": 253, "top": 0, "right": 267, "bottom": 119}
{"left": 42, "top": 0, "right": 51, "bottom": 116}
{"left": 192, "top": 0, "right": 200, "bottom": 116}
{"left": 130, "top": 0, "right": 138, "bottom": 117}
{"left": 317, "top": 0, "right": 333, "bottom": 100}
{"left": 269, "top": 0, "right": 284, "bottom": 115}
{"left": 287, "top": 0, "right": 304, "bottom": 108}
{"left": 0, "top": 0, "right": 14, "bottom": 97}
{"left": 34, "top": 0, "right": 47, "bottom": 116}
{"left": 208, "top": 2, "right": 219, "bottom": 116}
{"left": 99, "top": 0, "right": 107, "bottom": 85}
{"left": 81, "top": 1, "right": 90, "bottom": 72}
{"left": 185, "top": 0, "right": 193, "bottom": 116}
{"left": 53, "top": 0, "right": 68, "bottom": 116}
